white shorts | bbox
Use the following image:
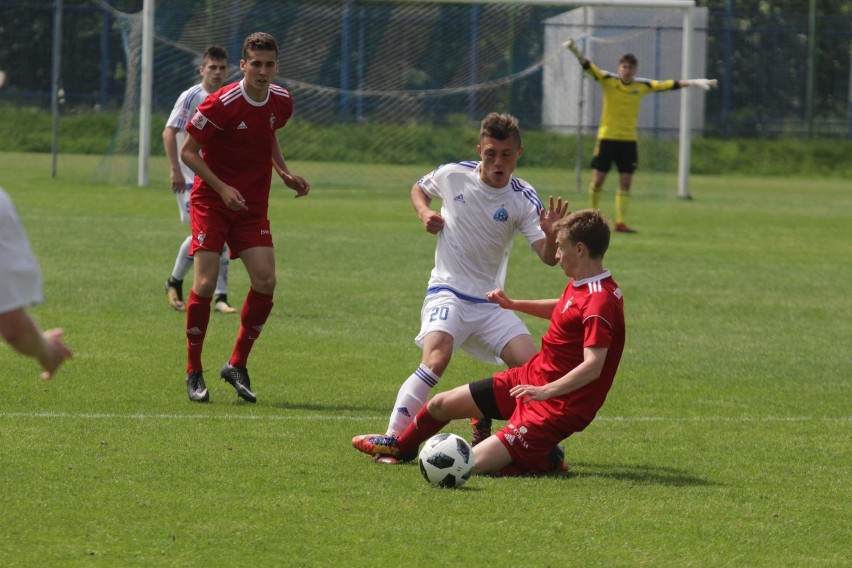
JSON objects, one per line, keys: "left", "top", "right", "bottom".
{"left": 0, "top": 189, "right": 44, "bottom": 313}
{"left": 415, "top": 290, "right": 531, "bottom": 365}
{"left": 175, "top": 183, "right": 191, "bottom": 224}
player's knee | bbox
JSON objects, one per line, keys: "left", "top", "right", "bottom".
{"left": 251, "top": 273, "right": 276, "bottom": 295}
{"left": 501, "top": 336, "right": 536, "bottom": 367}
{"left": 426, "top": 391, "right": 451, "bottom": 418}
{"left": 193, "top": 277, "right": 217, "bottom": 297}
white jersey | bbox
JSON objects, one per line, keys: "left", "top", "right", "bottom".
{"left": 0, "top": 188, "right": 44, "bottom": 313}
{"left": 418, "top": 161, "right": 545, "bottom": 300}
{"left": 165, "top": 83, "right": 213, "bottom": 185}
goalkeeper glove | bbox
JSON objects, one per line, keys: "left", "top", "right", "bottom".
{"left": 562, "top": 38, "right": 582, "bottom": 58}
{"left": 687, "top": 78, "right": 718, "bottom": 91}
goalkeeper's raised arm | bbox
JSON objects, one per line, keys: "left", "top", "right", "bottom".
{"left": 562, "top": 38, "right": 718, "bottom": 91}
{"left": 679, "top": 78, "right": 718, "bottom": 91}
{"left": 562, "top": 38, "right": 588, "bottom": 66}
{"left": 560, "top": 40, "right": 718, "bottom": 234}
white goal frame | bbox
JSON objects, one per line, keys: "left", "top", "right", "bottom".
{"left": 137, "top": 0, "right": 697, "bottom": 197}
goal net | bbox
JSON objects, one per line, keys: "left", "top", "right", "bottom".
{"left": 543, "top": 5, "right": 708, "bottom": 195}
{"left": 95, "top": 0, "right": 707, "bottom": 197}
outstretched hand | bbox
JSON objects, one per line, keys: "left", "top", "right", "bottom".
{"left": 562, "top": 38, "right": 582, "bottom": 58}
{"left": 690, "top": 78, "right": 718, "bottom": 91}
{"left": 485, "top": 288, "right": 513, "bottom": 309}
{"left": 539, "top": 195, "right": 570, "bottom": 235}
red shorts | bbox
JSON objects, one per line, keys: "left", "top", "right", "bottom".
{"left": 190, "top": 201, "right": 273, "bottom": 259}
{"left": 491, "top": 370, "right": 591, "bottom": 474}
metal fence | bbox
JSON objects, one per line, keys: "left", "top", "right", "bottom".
{"left": 0, "top": 1, "right": 849, "bottom": 138}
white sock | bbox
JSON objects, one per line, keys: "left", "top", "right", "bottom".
{"left": 215, "top": 248, "right": 229, "bottom": 296}
{"left": 386, "top": 364, "right": 440, "bottom": 436}
{"left": 172, "top": 236, "right": 193, "bottom": 280}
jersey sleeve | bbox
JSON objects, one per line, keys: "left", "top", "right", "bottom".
{"left": 648, "top": 79, "right": 678, "bottom": 92}
{"left": 272, "top": 85, "right": 294, "bottom": 129}
{"left": 515, "top": 182, "right": 546, "bottom": 246}
{"left": 582, "top": 294, "right": 618, "bottom": 349}
{"left": 186, "top": 95, "right": 225, "bottom": 145}
{"left": 416, "top": 165, "right": 445, "bottom": 199}
{"left": 165, "top": 90, "right": 191, "bottom": 129}
{"left": 583, "top": 61, "right": 611, "bottom": 83}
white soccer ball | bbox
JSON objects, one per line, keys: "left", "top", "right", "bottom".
{"left": 418, "top": 433, "right": 475, "bottom": 488}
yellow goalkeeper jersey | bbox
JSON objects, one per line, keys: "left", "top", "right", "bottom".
{"left": 584, "top": 61, "right": 679, "bottom": 141}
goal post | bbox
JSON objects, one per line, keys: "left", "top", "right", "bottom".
{"left": 138, "top": 0, "right": 154, "bottom": 188}
{"left": 537, "top": 0, "right": 702, "bottom": 198}
{"left": 678, "top": 5, "right": 694, "bottom": 198}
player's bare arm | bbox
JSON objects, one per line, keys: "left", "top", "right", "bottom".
{"left": 180, "top": 135, "right": 247, "bottom": 211}
{"left": 486, "top": 289, "right": 559, "bottom": 319}
{"left": 162, "top": 126, "right": 186, "bottom": 192}
{"left": 0, "top": 308, "right": 73, "bottom": 380}
{"left": 411, "top": 183, "right": 444, "bottom": 234}
{"left": 271, "top": 143, "right": 310, "bottom": 198}
{"left": 510, "top": 346, "right": 608, "bottom": 402}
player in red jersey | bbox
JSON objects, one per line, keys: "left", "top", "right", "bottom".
{"left": 179, "top": 32, "right": 310, "bottom": 403}
{"left": 353, "top": 209, "right": 625, "bottom": 476}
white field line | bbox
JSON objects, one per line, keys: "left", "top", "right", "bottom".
{"left": 0, "top": 412, "right": 849, "bottom": 423}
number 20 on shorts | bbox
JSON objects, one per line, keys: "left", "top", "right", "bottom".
{"left": 429, "top": 306, "right": 449, "bottom": 322}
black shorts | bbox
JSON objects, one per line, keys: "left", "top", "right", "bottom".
{"left": 591, "top": 139, "right": 638, "bottom": 174}
{"left": 469, "top": 377, "right": 505, "bottom": 420}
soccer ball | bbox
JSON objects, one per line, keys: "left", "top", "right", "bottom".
{"left": 418, "top": 433, "right": 475, "bottom": 488}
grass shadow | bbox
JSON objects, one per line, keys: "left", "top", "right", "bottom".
{"left": 564, "top": 461, "right": 717, "bottom": 487}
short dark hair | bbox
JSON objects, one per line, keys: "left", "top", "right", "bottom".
{"left": 555, "top": 209, "right": 611, "bottom": 259}
{"left": 479, "top": 112, "right": 522, "bottom": 146}
{"left": 619, "top": 53, "right": 638, "bottom": 67}
{"left": 203, "top": 45, "right": 228, "bottom": 62}
{"left": 242, "top": 32, "right": 278, "bottom": 60}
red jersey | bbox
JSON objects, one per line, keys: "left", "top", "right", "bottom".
{"left": 497, "top": 271, "right": 625, "bottom": 423}
{"left": 186, "top": 79, "right": 293, "bottom": 215}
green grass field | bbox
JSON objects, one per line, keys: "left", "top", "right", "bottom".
{"left": 0, "top": 152, "right": 849, "bottom": 567}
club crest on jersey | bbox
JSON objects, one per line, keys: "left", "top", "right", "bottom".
{"left": 190, "top": 112, "right": 208, "bottom": 130}
{"left": 269, "top": 114, "right": 276, "bottom": 129}
{"left": 493, "top": 207, "right": 509, "bottom": 222}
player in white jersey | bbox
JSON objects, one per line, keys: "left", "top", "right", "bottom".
{"left": 381, "top": 113, "right": 569, "bottom": 455}
{"left": 162, "top": 46, "right": 236, "bottom": 314}
{"left": 0, "top": 187, "right": 72, "bottom": 379}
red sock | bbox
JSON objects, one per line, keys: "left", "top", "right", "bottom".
{"left": 186, "top": 290, "right": 212, "bottom": 374}
{"left": 229, "top": 288, "right": 274, "bottom": 368}
{"left": 397, "top": 405, "right": 449, "bottom": 458}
